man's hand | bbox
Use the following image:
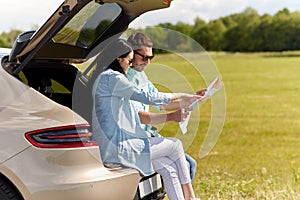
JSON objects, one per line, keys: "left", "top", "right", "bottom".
{"left": 167, "top": 108, "right": 191, "bottom": 122}
{"left": 138, "top": 108, "right": 191, "bottom": 125}
{"left": 196, "top": 88, "right": 207, "bottom": 96}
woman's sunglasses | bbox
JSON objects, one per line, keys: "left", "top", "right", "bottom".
{"left": 134, "top": 50, "right": 154, "bottom": 61}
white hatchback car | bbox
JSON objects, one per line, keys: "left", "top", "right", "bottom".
{"left": 0, "top": 0, "right": 172, "bottom": 199}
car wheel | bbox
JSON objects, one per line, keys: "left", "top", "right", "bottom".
{"left": 0, "top": 175, "right": 23, "bottom": 200}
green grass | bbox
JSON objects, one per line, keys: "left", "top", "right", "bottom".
{"left": 146, "top": 52, "right": 300, "bottom": 199}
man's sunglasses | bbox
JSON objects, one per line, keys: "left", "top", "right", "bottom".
{"left": 134, "top": 50, "right": 154, "bottom": 61}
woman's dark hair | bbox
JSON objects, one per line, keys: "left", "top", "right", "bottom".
{"left": 105, "top": 39, "right": 133, "bottom": 75}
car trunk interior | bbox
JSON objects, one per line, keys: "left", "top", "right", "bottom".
{"left": 19, "top": 61, "right": 77, "bottom": 108}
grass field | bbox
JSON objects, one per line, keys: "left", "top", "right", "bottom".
{"left": 145, "top": 52, "right": 300, "bottom": 199}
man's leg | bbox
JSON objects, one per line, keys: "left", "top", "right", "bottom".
{"left": 185, "top": 154, "right": 197, "bottom": 182}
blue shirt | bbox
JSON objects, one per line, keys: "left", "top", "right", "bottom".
{"left": 92, "top": 69, "right": 172, "bottom": 176}
{"left": 127, "top": 68, "right": 160, "bottom": 133}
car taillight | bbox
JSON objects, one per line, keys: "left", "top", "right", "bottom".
{"left": 25, "top": 124, "right": 98, "bottom": 148}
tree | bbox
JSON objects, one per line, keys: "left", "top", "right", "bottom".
{"left": 0, "top": 30, "right": 22, "bottom": 48}
{"left": 222, "top": 7, "right": 260, "bottom": 51}
{"left": 249, "top": 14, "right": 272, "bottom": 51}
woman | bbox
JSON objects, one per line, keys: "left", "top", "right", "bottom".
{"left": 92, "top": 39, "right": 199, "bottom": 200}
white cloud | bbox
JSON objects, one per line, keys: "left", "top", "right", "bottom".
{"left": 130, "top": 0, "right": 300, "bottom": 28}
{"left": 0, "top": 0, "right": 62, "bottom": 32}
{"left": 1, "top": 0, "right": 300, "bottom": 33}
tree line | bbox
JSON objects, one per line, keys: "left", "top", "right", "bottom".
{"left": 134, "top": 7, "right": 300, "bottom": 52}
{"left": 1, "top": 7, "right": 300, "bottom": 52}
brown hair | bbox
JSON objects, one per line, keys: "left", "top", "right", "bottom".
{"left": 127, "top": 32, "right": 153, "bottom": 50}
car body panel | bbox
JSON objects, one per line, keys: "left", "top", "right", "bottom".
{"left": 1, "top": 147, "right": 141, "bottom": 200}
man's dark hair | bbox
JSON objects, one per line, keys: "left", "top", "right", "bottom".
{"left": 127, "top": 32, "right": 153, "bottom": 50}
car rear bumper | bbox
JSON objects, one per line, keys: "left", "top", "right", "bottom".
{"left": 31, "top": 171, "right": 141, "bottom": 200}
{"left": 1, "top": 146, "right": 142, "bottom": 200}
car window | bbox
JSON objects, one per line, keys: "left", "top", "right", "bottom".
{"left": 52, "top": 2, "right": 122, "bottom": 48}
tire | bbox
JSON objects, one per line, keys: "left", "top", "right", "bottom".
{"left": 0, "top": 175, "right": 23, "bottom": 200}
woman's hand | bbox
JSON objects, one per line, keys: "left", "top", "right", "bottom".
{"left": 161, "top": 93, "right": 202, "bottom": 110}
{"left": 173, "top": 93, "right": 202, "bottom": 108}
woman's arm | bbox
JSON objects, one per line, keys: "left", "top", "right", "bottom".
{"left": 160, "top": 93, "right": 202, "bottom": 110}
{"left": 160, "top": 89, "right": 206, "bottom": 110}
{"left": 109, "top": 72, "right": 201, "bottom": 107}
{"left": 110, "top": 73, "right": 172, "bottom": 105}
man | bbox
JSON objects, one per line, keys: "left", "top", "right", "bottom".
{"left": 127, "top": 32, "right": 204, "bottom": 182}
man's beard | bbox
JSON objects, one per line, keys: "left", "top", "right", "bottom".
{"left": 133, "top": 64, "right": 146, "bottom": 72}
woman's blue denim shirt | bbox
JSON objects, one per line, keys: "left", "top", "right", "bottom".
{"left": 92, "top": 69, "right": 172, "bottom": 176}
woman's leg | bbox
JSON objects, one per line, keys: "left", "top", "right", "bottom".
{"left": 149, "top": 137, "right": 197, "bottom": 200}
{"left": 173, "top": 151, "right": 197, "bottom": 200}
{"left": 182, "top": 183, "right": 197, "bottom": 200}
{"left": 152, "top": 157, "right": 184, "bottom": 200}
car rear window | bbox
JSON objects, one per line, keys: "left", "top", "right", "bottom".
{"left": 52, "top": 2, "right": 122, "bottom": 48}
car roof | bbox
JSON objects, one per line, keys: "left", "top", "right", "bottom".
{"left": 9, "top": 0, "right": 172, "bottom": 75}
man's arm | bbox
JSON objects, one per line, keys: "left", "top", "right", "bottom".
{"left": 138, "top": 109, "right": 189, "bottom": 125}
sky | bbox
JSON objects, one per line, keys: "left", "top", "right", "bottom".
{"left": 1, "top": 0, "right": 300, "bottom": 33}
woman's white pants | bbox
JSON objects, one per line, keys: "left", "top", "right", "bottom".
{"left": 149, "top": 137, "right": 191, "bottom": 200}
